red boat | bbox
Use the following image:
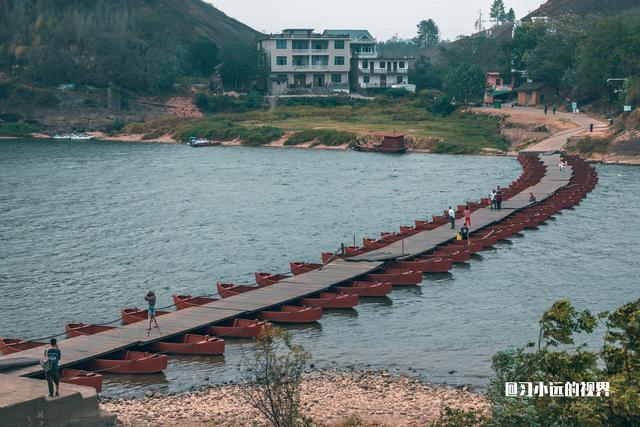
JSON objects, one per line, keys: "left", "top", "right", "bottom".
{"left": 389, "top": 259, "right": 453, "bottom": 273}
{"left": 302, "top": 292, "right": 359, "bottom": 308}
{"left": 60, "top": 369, "right": 103, "bottom": 393}
{"left": 255, "top": 272, "right": 290, "bottom": 287}
{"left": 83, "top": 351, "right": 168, "bottom": 374}
{"left": 216, "top": 282, "right": 259, "bottom": 298}
{"left": 120, "top": 308, "right": 170, "bottom": 325}
{"left": 290, "top": 262, "right": 322, "bottom": 275}
{"left": 146, "top": 334, "right": 224, "bottom": 355}
{"left": 353, "top": 132, "right": 408, "bottom": 154}
{"left": 205, "top": 318, "right": 271, "bottom": 338}
{"left": 363, "top": 238, "right": 387, "bottom": 249}
{"left": 172, "top": 294, "right": 217, "bottom": 310}
{"left": 366, "top": 269, "right": 422, "bottom": 285}
{"left": 65, "top": 323, "right": 117, "bottom": 338}
{"left": 415, "top": 220, "right": 439, "bottom": 230}
{"left": 257, "top": 305, "right": 322, "bottom": 323}
{"left": 429, "top": 248, "right": 472, "bottom": 262}
{"left": 321, "top": 252, "right": 343, "bottom": 263}
{"left": 446, "top": 241, "right": 484, "bottom": 253}
{"left": 380, "top": 232, "right": 404, "bottom": 242}
{"left": 334, "top": 281, "right": 393, "bottom": 297}
{"left": 0, "top": 338, "right": 46, "bottom": 355}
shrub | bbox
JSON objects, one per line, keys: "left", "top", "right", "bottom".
{"left": 285, "top": 129, "right": 356, "bottom": 146}
{"left": 570, "top": 137, "right": 609, "bottom": 154}
{"left": 0, "top": 121, "right": 37, "bottom": 137}
{"left": 195, "top": 94, "right": 267, "bottom": 113}
{"left": 426, "top": 96, "right": 457, "bottom": 116}
{"left": 238, "top": 126, "right": 283, "bottom": 146}
{"left": 277, "top": 96, "right": 367, "bottom": 108}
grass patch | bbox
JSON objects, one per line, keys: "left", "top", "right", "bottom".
{"left": 285, "top": 129, "right": 357, "bottom": 146}
{"left": 0, "top": 121, "right": 37, "bottom": 137}
{"left": 569, "top": 137, "right": 610, "bottom": 155}
{"left": 238, "top": 126, "right": 283, "bottom": 146}
{"left": 171, "top": 119, "right": 282, "bottom": 145}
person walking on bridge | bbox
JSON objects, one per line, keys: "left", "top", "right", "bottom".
{"left": 463, "top": 205, "right": 471, "bottom": 227}
{"left": 490, "top": 189, "right": 496, "bottom": 210}
{"left": 145, "top": 290, "right": 160, "bottom": 335}
{"left": 43, "top": 338, "right": 61, "bottom": 397}
{"left": 448, "top": 206, "right": 456, "bottom": 229}
{"left": 495, "top": 190, "right": 503, "bottom": 210}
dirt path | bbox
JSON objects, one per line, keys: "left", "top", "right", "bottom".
{"left": 475, "top": 106, "right": 608, "bottom": 153}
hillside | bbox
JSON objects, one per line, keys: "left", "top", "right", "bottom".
{"left": 522, "top": 0, "right": 640, "bottom": 19}
{"left": 0, "top": 0, "right": 260, "bottom": 91}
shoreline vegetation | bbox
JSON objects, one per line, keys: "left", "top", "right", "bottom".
{"left": 100, "top": 369, "right": 489, "bottom": 427}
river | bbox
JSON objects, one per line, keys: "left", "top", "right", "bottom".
{"left": 1, "top": 138, "right": 638, "bottom": 397}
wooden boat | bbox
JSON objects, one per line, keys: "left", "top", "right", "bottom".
{"left": 446, "top": 241, "right": 484, "bottom": 253}
{"left": 0, "top": 338, "right": 46, "bottom": 355}
{"left": 216, "top": 282, "right": 259, "bottom": 298}
{"left": 120, "top": 308, "right": 170, "bottom": 325}
{"left": 398, "top": 226, "right": 420, "bottom": 236}
{"left": 363, "top": 238, "right": 387, "bottom": 249}
{"left": 83, "top": 351, "right": 168, "bottom": 374}
{"left": 366, "top": 269, "right": 422, "bottom": 285}
{"left": 431, "top": 248, "right": 472, "bottom": 262}
{"left": 257, "top": 305, "right": 322, "bottom": 323}
{"left": 255, "top": 272, "right": 290, "bottom": 287}
{"left": 302, "top": 292, "right": 359, "bottom": 308}
{"left": 146, "top": 334, "right": 224, "bottom": 355}
{"left": 353, "top": 132, "right": 408, "bottom": 154}
{"left": 389, "top": 259, "right": 453, "bottom": 273}
{"left": 187, "top": 137, "right": 221, "bottom": 147}
{"left": 334, "top": 281, "right": 392, "bottom": 297}
{"left": 469, "top": 232, "right": 499, "bottom": 247}
{"left": 321, "top": 252, "right": 343, "bottom": 264}
{"left": 172, "top": 294, "right": 217, "bottom": 310}
{"left": 415, "top": 220, "right": 439, "bottom": 230}
{"left": 60, "top": 369, "right": 103, "bottom": 393}
{"left": 290, "top": 262, "right": 322, "bottom": 276}
{"left": 205, "top": 318, "right": 271, "bottom": 338}
{"left": 65, "top": 323, "right": 117, "bottom": 338}
{"left": 344, "top": 245, "right": 367, "bottom": 256}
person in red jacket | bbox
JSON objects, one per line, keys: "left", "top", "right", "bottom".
{"left": 463, "top": 205, "right": 471, "bottom": 227}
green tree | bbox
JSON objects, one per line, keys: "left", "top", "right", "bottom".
{"left": 505, "top": 8, "right": 516, "bottom": 22}
{"left": 219, "top": 42, "right": 265, "bottom": 91}
{"left": 490, "top": 0, "right": 506, "bottom": 24}
{"left": 409, "top": 56, "right": 444, "bottom": 91}
{"left": 415, "top": 19, "right": 440, "bottom": 48}
{"left": 241, "top": 327, "right": 311, "bottom": 427}
{"left": 186, "top": 37, "right": 219, "bottom": 77}
{"left": 443, "top": 64, "right": 486, "bottom": 103}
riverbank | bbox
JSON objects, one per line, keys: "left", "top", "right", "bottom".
{"left": 100, "top": 369, "right": 488, "bottom": 426}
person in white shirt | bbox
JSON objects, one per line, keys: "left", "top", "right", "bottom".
{"left": 448, "top": 206, "right": 456, "bottom": 229}
{"left": 489, "top": 189, "right": 496, "bottom": 210}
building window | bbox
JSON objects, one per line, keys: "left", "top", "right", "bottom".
{"left": 399, "top": 61, "right": 405, "bottom": 68}
{"left": 331, "top": 74, "right": 342, "bottom": 83}
{"left": 362, "top": 60, "right": 368, "bottom": 68}
{"left": 276, "top": 56, "right": 287, "bottom": 66}
{"left": 334, "top": 40, "right": 344, "bottom": 49}
{"left": 379, "top": 61, "right": 386, "bottom": 68}
{"left": 276, "top": 40, "right": 287, "bottom": 49}
{"left": 312, "top": 41, "right": 328, "bottom": 50}
{"left": 334, "top": 56, "right": 345, "bottom": 65}
{"left": 397, "top": 76, "right": 404, "bottom": 84}
{"left": 363, "top": 76, "right": 370, "bottom": 83}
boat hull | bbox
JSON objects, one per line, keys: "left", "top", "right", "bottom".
{"left": 84, "top": 351, "right": 168, "bottom": 374}
{"left": 206, "top": 319, "right": 271, "bottom": 338}
{"left": 302, "top": 292, "right": 359, "bottom": 308}
{"left": 334, "top": 281, "right": 392, "bottom": 297}
{"left": 257, "top": 306, "right": 322, "bottom": 323}
{"left": 147, "top": 334, "right": 224, "bottom": 355}
{"left": 60, "top": 369, "right": 103, "bottom": 393}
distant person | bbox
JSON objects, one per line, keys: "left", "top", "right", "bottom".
{"left": 145, "top": 290, "right": 160, "bottom": 334}
{"left": 490, "top": 189, "right": 496, "bottom": 210}
{"left": 463, "top": 205, "right": 471, "bottom": 227}
{"left": 43, "top": 338, "right": 61, "bottom": 397}
{"left": 544, "top": 105, "right": 548, "bottom": 115}
{"left": 460, "top": 224, "right": 470, "bottom": 241}
{"left": 529, "top": 192, "right": 537, "bottom": 202}
{"left": 552, "top": 105, "right": 557, "bottom": 115}
{"left": 590, "top": 123, "right": 594, "bottom": 132}
{"left": 559, "top": 160, "right": 565, "bottom": 173}
{"left": 448, "top": 206, "right": 456, "bottom": 229}
{"left": 496, "top": 190, "right": 503, "bottom": 210}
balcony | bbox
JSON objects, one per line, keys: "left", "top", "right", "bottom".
{"left": 291, "top": 48, "right": 310, "bottom": 53}
{"left": 352, "top": 51, "right": 377, "bottom": 58}
{"left": 311, "top": 48, "right": 329, "bottom": 53}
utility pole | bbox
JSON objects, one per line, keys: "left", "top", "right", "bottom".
{"left": 475, "top": 10, "right": 486, "bottom": 33}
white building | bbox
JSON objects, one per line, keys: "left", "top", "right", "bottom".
{"left": 260, "top": 29, "right": 351, "bottom": 95}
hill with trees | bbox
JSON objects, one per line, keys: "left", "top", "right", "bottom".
{"left": 0, "top": 0, "right": 260, "bottom": 92}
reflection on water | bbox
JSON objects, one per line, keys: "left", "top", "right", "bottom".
{"left": 1, "top": 139, "right": 638, "bottom": 398}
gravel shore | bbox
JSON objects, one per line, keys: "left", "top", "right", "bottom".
{"left": 100, "top": 369, "right": 489, "bottom": 426}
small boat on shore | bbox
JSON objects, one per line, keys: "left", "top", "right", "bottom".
{"left": 82, "top": 351, "right": 168, "bottom": 374}
{"left": 69, "top": 133, "right": 95, "bottom": 141}
{"left": 334, "top": 281, "right": 392, "bottom": 297}
{"left": 146, "top": 334, "right": 224, "bottom": 355}
{"left": 257, "top": 305, "right": 322, "bottom": 323}
{"left": 53, "top": 133, "right": 72, "bottom": 139}
{"left": 187, "top": 137, "right": 221, "bottom": 147}
{"left": 0, "top": 338, "right": 46, "bottom": 355}
{"left": 60, "top": 369, "right": 103, "bottom": 393}
{"left": 352, "top": 132, "right": 408, "bottom": 154}
{"left": 120, "top": 308, "right": 170, "bottom": 325}
{"left": 205, "top": 318, "right": 271, "bottom": 338}
{"left": 255, "top": 272, "right": 290, "bottom": 287}
{"left": 216, "top": 282, "right": 259, "bottom": 298}
{"left": 302, "top": 292, "right": 359, "bottom": 308}
{"left": 172, "top": 294, "right": 217, "bottom": 310}
{"left": 65, "top": 323, "right": 117, "bottom": 338}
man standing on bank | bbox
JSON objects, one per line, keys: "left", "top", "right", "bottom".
{"left": 43, "top": 338, "right": 61, "bottom": 397}
{"left": 145, "top": 290, "right": 160, "bottom": 335}
{"left": 448, "top": 206, "right": 456, "bottom": 229}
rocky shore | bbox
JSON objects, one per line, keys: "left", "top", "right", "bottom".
{"left": 100, "top": 369, "right": 488, "bottom": 426}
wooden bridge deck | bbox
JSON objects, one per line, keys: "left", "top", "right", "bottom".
{"left": 0, "top": 153, "right": 570, "bottom": 379}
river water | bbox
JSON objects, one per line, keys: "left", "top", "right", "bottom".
{"left": 1, "top": 138, "right": 638, "bottom": 397}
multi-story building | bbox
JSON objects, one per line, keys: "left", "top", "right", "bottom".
{"left": 259, "top": 29, "right": 351, "bottom": 95}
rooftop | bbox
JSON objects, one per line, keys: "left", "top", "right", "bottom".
{"left": 515, "top": 82, "right": 551, "bottom": 91}
{"left": 322, "top": 29, "right": 376, "bottom": 43}
{"left": 265, "top": 29, "right": 349, "bottom": 39}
